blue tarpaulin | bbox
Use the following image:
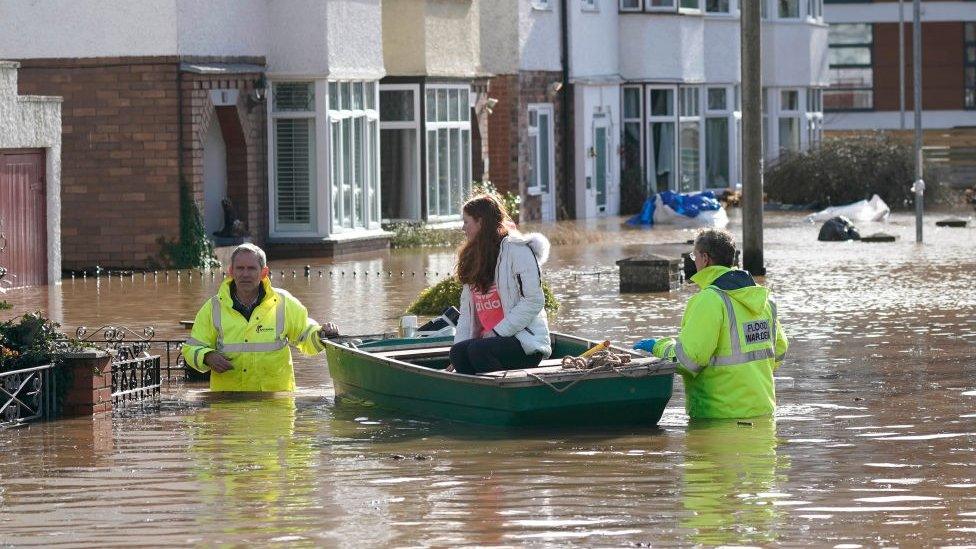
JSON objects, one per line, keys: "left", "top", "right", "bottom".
{"left": 627, "top": 191, "right": 722, "bottom": 226}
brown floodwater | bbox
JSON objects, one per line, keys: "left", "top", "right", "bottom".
{"left": 1, "top": 211, "right": 975, "bottom": 546}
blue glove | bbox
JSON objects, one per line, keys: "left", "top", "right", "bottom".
{"left": 632, "top": 338, "right": 657, "bottom": 353}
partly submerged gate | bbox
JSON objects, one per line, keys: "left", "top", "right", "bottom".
{"left": 0, "top": 149, "right": 47, "bottom": 288}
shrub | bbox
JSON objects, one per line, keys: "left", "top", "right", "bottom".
{"left": 406, "top": 276, "right": 559, "bottom": 317}
{"left": 385, "top": 222, "right": 465, "bottom": 249}
{"left": 158, "top": 181, "right": 220, "bottom": 269}
{"left": 472, "top": 180, "right": 521, "bottom": 222}
{"left": 0, "top": 312, "right": 72, "bottom": 373}
{"left": 765, "top": 133, "right": 947, "bottom": 210}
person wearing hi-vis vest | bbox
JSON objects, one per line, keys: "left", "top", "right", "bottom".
{"left": 633, "top": 229, "right": 788, "bottom": 419}
{"left": 182, "top": 243, "right": 339, "bottom": 392}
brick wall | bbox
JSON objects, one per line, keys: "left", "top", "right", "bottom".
{"left": 15, "top": 57, "right": 267, "bottom": 269}
{"left": 874, "top": 22, "right": 964, "bottom": 111}
{"left": 487, "top": 71, "right": 571, "bottom": 222}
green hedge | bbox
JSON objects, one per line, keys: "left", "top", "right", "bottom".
{"left": 406, "top": 276, "right": 559, "bottom": 317}
{"left": 765, "top": 134, "right": 947, "bottom": 209}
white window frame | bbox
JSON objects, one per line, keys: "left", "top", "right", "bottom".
{"left": 704, "top": 85, "right": 736, "bottom": 190}
{"left": 645, "top": 0, "right": 677, "bottom": 12}
{"left": 581, "top": 0, "right": 599, "bottom": 12}
{"left": 772, "top": 87, "right": 803, "bottom": 156}
{"left": 679, "top": 0, "right": 702, "bottom": 14}
{"left": 268, "top": 80, "right": 322, "bottom": 237}
{"left": 621, "top": 85, "right": 645, "bottom": 192}
{"left": 328, "top": 80, "right": 381, "bottom": 234}
{"left": 620, "top": 0, "right": 642, "bottom": 11}
{"left": 646, "top": 85, "right": 678, "bottom": 193}
{"left": 425, "top": 83, "right": 473, "bottom": 222}
{"left": 380, "top": 83, "right": 422, "bottom": 221}
{"left": 527, "top": 104, "right": 556, "bottom": 196}
{"left": 704, "top": 0, "right": 734, "bottom": 16}
{"left": 805, "top": 87, "right": 823, "bottom": 149}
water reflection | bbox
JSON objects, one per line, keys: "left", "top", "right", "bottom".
{"left": 681, "top": 418, "right": 788, "bottom": 545}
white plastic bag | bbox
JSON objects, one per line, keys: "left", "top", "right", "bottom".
{"left": 652, "top": 196, "right": 730, "bottom": 228}
{"left": 806, "top": 194, "right": 890, "bottom": 223}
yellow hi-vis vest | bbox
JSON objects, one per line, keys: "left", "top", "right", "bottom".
{"left": 653, "top": 265, "right": 788, "bottom": 419}
{"left": 182, "top": 277, "right": 326, "bottom": 392}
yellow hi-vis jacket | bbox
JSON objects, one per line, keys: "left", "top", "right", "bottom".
{"left": 182, "top": 277, "right": 326, "bottom": 392}
{"left": 652, "top": 265, "right": 788, "bottom": 419}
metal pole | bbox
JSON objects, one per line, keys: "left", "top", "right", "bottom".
{"left": 913, "top": 0, "right": 924, "bottom": 243}
{"left": 741, "top": 0, "right": 764, "bottom": 275}
{"left": 899, "top": 0, "right": 906, "bottom": 130}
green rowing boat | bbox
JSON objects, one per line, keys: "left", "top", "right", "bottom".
{"left": 323, "top": 333, "right": 675, "bottom": 427}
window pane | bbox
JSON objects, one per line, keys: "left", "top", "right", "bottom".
{"left": 781, "top": 90, "right": 799, "bottom": 111}
{"left": 437, "top": 90, "right": 449, "bottom": 122}
{"left": 679, "top": 121, "right": 700, "bottom": 192}
{"left": 624, "top": 87, "right": 641, "bottom": 119}
{"left": 649, "top": 0, "right": 674, "bottom": 6}
{"left": 329, "top": 82, "right": 339, "bottom": 110}
{"left": 529, "top": 109, "right": 538, "bottom": 127}
{"left": 595, "top": 127, "right": 607, "bottom": 207}
{"left": 365, "top": 82, "right": 376, "bottom": 110}
{"left": 680, "top": 0, "right": 698, "bottom": 9}
{"left": 274, "top": 82, "right": 314, "bottom": 112}
{"left": 680, "top": 87, "right": 699, "bottom": 117}
{"left": 968, "top": 67, "right": 976, "bottom": 88}
{"left": 651, "top": 89, "right": 674, "bottom": 116}
{"left": 426, "top": 89, "right": 436, "bottom": 122}
{"left": 380, "top": 128, "right": 419, "bottom": 220}
{"left": 650, "top": 122, "right": 675, "bottom": 192}
{"left": 449, "top": 128, "right": 461, "bottom": 215}
{"left": 380, "top": 89, "right": 416, "bottom": 122}
{"left": 621, "top": 0, "right": 641, "bottom": 8}
{"left": 824, "top": 89, "right": 873, "bottom": 110}
{"left": 342, "top": 118, "right": 353, "bottom": 227}
{"left": 829, "top": 47, "right": 871, "bottom": 66}
{"left": 706, "top": 0, "right": 729, "bottom": 13}
{"left": 623, "top": 121, "right": 642, "bottom": 181}
{"left": 778, "top": 117, "right": 800, "bottom": 153}
{"left": 829, "top": 68, "right": 873, "bottom": 88}
{"left": 438, "top": 128, "right": 450, "bottom": 215}
{"left": 275, "top": 118, "right": 314, "bottom": 227}
{"left": 341, "top": 82, "right": 351, "bottom": 110}
{"left": 354, "top": 117, "right": 365, "bottom": 227}
{"left": 778, "top": 0, "right": 798, "bottom": 18}
{"left": 331, "top": 121, "right": 341, "bottom": 228}
{"left": 353, "top": 82, "right": 364, "bottom": 110}
{"left": 369, "top": 120, "right": 379, "bottom": 223}
{"left": 460, "top": 89, "right": 470, "bottom": 121}
{"left": 967, "top": 22, "right": 976, "bottom": 42}
{"left": 427, "top": 130, "right": 438, "bottom": 216}
{"left": 706, "top": 117, "right": 729, "bottom": 188}
{"left": 528, "top": 132, "right": 538, "bottom": 190}
{"left": 967, "top": 46, "right": 976, "bottom": 64}
{"left": 707, "top": 88, "right": 727, "bottom": 111}
{"left": 461, "top": 129, "right": 471, "bottom": 200}
{"left": 967, "top": 89, "right": 975, "bottom": 109}
{"left": 539, "top": 113, "right": 551, "bottom": 193}
{"left": 449, "top": 89, "right": 459, "bottom": 122}
{"left": 829, "top": 23, "right": 872, "bottom": 45}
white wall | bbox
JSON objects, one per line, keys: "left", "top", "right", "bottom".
{"left": 267, "top": 0, "right": 331, "bottom": 76}
{"left": 763, "top": 22, "right": 830, "bottom": 87}
{"left": 424, "top": 0, "right": 481, "bottom": 78}
{"left": 520, "top": 2, "right": 562, "bottom": 72}
{"left": 0, "top": 62, "right": 62, "bottom": 285}
{"left": 825, "top": 110, "right": 976, "bottom": 131}
{"left": 176, "top": 0, "right": 267, "bottom": 57}
{"left": 326, "top": 0, "right": 385, "bottom": 79}
{"left": 570, "top": 1, "right": 619, "bottom": 80}
{"left": 826, "top": 1, "right": 976, "bottom": 23}
{"left": 0, "top": 0, "right": 179, "bottom": 58}
{"left": 620, "top": 15, "right": 705, "bottom": 82}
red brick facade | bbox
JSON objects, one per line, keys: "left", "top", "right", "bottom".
{"left": 15, "top": 56, "right": 266, "bottom": 270}
{"left": 874, "top": 22, "right": 965, "bottom": 111}
{"left": 487, "top": 71, "right": 572, "bottom": 221}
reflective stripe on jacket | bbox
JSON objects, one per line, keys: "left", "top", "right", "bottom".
{"left": 652, "top": 265, "right": 788, "bottom": 419}
{"left": 182, "top": 277, "right": 325, "bottom": 392}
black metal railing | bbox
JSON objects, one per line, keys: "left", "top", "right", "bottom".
{"left": 0, "top": 363, "right": 58, "bottom": 428}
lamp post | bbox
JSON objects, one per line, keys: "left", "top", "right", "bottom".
{"left": 741, "top": 0, "right": 764, "bottom": 275}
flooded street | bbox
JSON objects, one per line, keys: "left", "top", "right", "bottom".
{"left": 1, "top": 211, "right": 975, "bottom": 546}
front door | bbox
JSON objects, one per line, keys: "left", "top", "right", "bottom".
{"left": 593, "top": 117, "right": 609, "bottom": 213}
{"left": 0, "top": 150, "right": 47, "bottom": 288}
{"left": 528, "top": 104, "right": 557, "bottom": 221}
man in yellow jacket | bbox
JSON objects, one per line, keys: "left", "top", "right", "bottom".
{"left": 182, "top": 243, "right": 338, "bottom": 392}
{"left": 634, "top": 229, "right": 788, "bottom": 419}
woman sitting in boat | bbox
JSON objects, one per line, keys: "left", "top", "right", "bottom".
{"left": 447, "top": 194, "right": 552, "bottom": 375}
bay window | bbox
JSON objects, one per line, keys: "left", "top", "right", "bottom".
{"left": 425, "top": 85, "right": 472, "bottom": 220}
{"left": 328, "top": 81, "right": 380, "bottom": 232}
{"left": 678, "top": 87, "right": 701, "bottom": 193}
{"left": 271, "top": 82, "right": 316, "bottom": 233}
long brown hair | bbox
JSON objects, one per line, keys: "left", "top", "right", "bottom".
{"left": 456, "top": 194, "right": 512, "bottom": 293}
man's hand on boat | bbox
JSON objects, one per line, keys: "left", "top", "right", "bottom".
{"left": 203, "top": 351, "right": 234, "bottom": 373}
{"left": 318, "top": 322, "right": 340, "bottom": 340}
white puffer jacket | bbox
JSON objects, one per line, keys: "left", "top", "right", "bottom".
{"left": 454, "top": 232, "right": 552, "bottom": 358}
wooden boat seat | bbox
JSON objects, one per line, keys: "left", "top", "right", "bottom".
{"left": 374, "top": 346, "right": 452, "bottom": 360}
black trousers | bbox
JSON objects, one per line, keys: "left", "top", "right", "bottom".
{"left": 449, "top": 335, "right": 543, "bottom": 375}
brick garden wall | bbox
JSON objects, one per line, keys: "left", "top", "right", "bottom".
{"left": 15, "top": 56, "right": 266, "bottom": 270}
{"left": 487, "top": 71, "right": 571, "bottom": 222}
